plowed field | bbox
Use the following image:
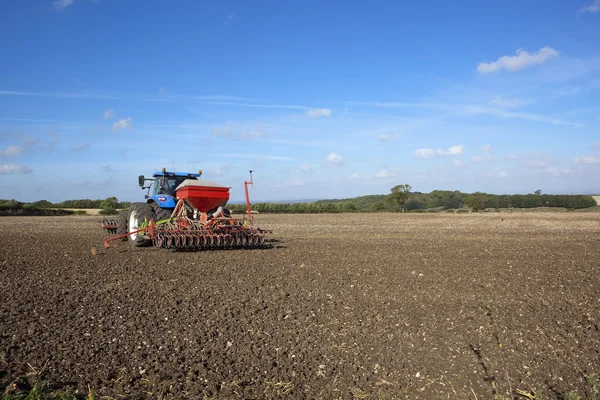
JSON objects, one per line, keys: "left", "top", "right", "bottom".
{"left": 1, "top": 213, "right": 599, "bottom": 399}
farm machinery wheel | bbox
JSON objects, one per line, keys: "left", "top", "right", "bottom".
{"left": 116, "top": 211, "right": 128, "bottom": 241}
{"left": 150, "top": 202, "right": 172, "bottom": 222}
{"left": 127, "top": 203, "right": 154, "bottom": 247}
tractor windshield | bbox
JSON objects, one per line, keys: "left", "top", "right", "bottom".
{"left": 155, "top": 176, "right": 195, "bottom": 196}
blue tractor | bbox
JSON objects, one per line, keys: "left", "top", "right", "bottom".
{"left": 138, "top": 168, "right": 205, "bottom": 221}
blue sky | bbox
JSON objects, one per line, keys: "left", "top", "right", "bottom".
{"left": 1, "top": 0, "right": 599, "bottom": 203}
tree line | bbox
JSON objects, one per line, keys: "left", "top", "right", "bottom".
{"left": 0, "top": 197, "right": 131, "bottom": 216}
{"left": 228, "top": 186, "right": 596, "bottom": 214}
{"left": 1, "top": 186, "right": 597, "bottom": 216}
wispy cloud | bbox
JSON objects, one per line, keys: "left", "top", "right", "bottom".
{"left": 203, "top": 153, "right": 294, "bottom": 161}
{"left": 298, "top": 163, "right": 313, "bottom": 173}
{"left": 580, "top": 0, "right": 600, "bottom": 12}
{"left": 593, "top": 141, "right": 600, "bottom": 148}
{"left": 211, "top": 165, "right": 232, "bottom": 176}
{"left": 0, "top": 90, "right": 254, "bottom": 104}
{"left": 69, "top": 143, "right": 91, "bottom": 152}
{"left": 213, "top": 122, "right": 234, "bottom": 136}
{"left": 415, "top": 145, "right": 464, "bottom": 159}
{"left": 349, "top": 173, "right": 361, "bottom": 180}
{"left": 463, "top": 105, "right": 581, "bottom": 126}
{"left": 111, "top": 117, "right": 132, "bottom": 131}
{"left": 0, "top": 117, "right": 58, "bottom": 122}
{"left": 0, "top": 164, "right": 33, "bottom": 174}
{"left": 212, "top": 122, "right": 266, "bottom": 140}
{"left": 306, "top": 108, "right": 333, "bottom": 118}
{"left": 472, "top": 155, "right": 491, "bottom": 163}
{"left": 574, "top": 156, "right": 600, "bottom": 164}
{"left": 53, "top": 0, "right": 74, "bottom": 10}
{"left": 377, "top": 132, "right": 403, "bottom": 142}
{"left": 103, "top": 109, "right": 115, "bottom": 119}
{"left": 481, "top": 144, "right": 495, "bottom": 152}
{"left": 102, "top": 165, "right": 112, "bottom": 172}
{"left": 325, "top": 152, "right": 344, "bottom": 166}
{"left": 498, "top": 171, "right": 508, "bottom": 178}
{"left": 375, "top": 169, "right": 394, "bottom": 178}
{"left": 489, "top": 97, "right": 531, "bottom": 108}
{"left": 0, "top": 146, "right": 21, "bottom": 158}
{"left": 477, "top": 47, "right": 559, "bottom": 74}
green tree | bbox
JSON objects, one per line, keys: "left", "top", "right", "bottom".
{"left": 387, "top": 184, "right": 412, "bottom": 213}
{"left": 467, "top": 192, "right": 485, "bottom": 211}
{"left": 534, "top": 189, "right": 542, "bottom": 196}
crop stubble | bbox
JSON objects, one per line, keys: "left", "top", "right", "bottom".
{"left": 0, "top": 213, "right": 599, "bottom": 399}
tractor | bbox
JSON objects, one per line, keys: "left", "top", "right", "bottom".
{"left": 101, "top": 169, "right": 271, "bottom": 249}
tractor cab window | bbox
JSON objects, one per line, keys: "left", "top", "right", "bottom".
{"left": 155, "top": 176, "right": 195, "bottom": 196}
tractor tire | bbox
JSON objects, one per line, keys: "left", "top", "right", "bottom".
{"left": 127, "top": 202, "right": 155, "bottom": 247}
{"left": 116, "top": 210, "right": 128, "bottom": 241}
{"left": 150, "top": 202, "right": 172, "bottom": 222}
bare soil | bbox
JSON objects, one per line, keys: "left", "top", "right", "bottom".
{"left": 1, "top": 213, "right": 599, "bottom": 399}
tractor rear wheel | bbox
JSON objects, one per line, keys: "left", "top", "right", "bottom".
{"left": 116, "top": 210, "right": 128, "bottom": 241}
{"left": 150, "top": 202, "right": 172, "bottom": 222}
{"left": 127, "top": 203, "right": 154, "bottom": 247}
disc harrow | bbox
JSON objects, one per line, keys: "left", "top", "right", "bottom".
{"left": 152, "top": 218, "right": 272, "bottom": 250}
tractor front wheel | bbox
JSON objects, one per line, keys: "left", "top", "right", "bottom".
{"left": 127, "top": 203, "right": 154, "bottom": 247}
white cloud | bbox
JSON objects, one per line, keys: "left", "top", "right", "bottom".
{"left": 444, "top": 145, "right": 465, "bottom": 156}
{"left": 415, "top": 145, "right": 464, "bottom": 159}
{"left": 306, "top": 108, "right": 332, "bottom": 118}
{"left": 453, "top": 159, "right": 464, "bottom": 166}
{"left": 375, "top": 169, "right": 394, "bottom": 178}
{"left": 228, "top": 14, "right": 235, "bottom": 20}
{"left": 0, "top": 145, "right": 21, "bottom": 158}
{"left": 498, "top": 171, "right": 508, "bottom": 178}
{"left": 103, "top": 109, "right": 115, "bottom": 119}
{"left": 53, "top": 0, "right": 74, "bottom": 9}
{"left": 111, "top": 117, "right": 132, "bottom": 131}
{"left": 414, "top": 148, "right": 435, "bottom": 159}
{"left": 477, "top": 47, "right": 559, "bottom": 74}
{"left": 326, "top": 152, "right": 343, "bottom": 166}
{"left": 0, "top": 164, "right": 32, "bottom": 174}
{"left": 574, "top": 156, "right": 600, "bottom": 164}
{"left": 377, "top": 132, "right": 403, "bottom": 142}
{"left": 349, "top": 173, "right": 361, "bottom": 180}
{"left": 298, "top": 163, "right": 313, "bottom": 173}
{"left": 580, "top": 0, "right": 600, "bottom": 12}
{"left": 481, "top": 144, "right": 495, "bottom": 152}
{"left": 592, "top": 141, "right": 600, "bottom": 148}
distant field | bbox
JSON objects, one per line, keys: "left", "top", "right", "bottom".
{"left": 59, "top": 208, "right": 104, "bottom": 215}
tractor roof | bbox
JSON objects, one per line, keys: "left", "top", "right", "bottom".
{"left": 152, "top": 171, "right": 201, "bottom": 178}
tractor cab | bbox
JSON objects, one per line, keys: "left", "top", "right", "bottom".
{"left": 138, "top": 169, "right": 203, "bottom": 208}
{"left": 154, "top": 174, "right": 194, "bottom": 196}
